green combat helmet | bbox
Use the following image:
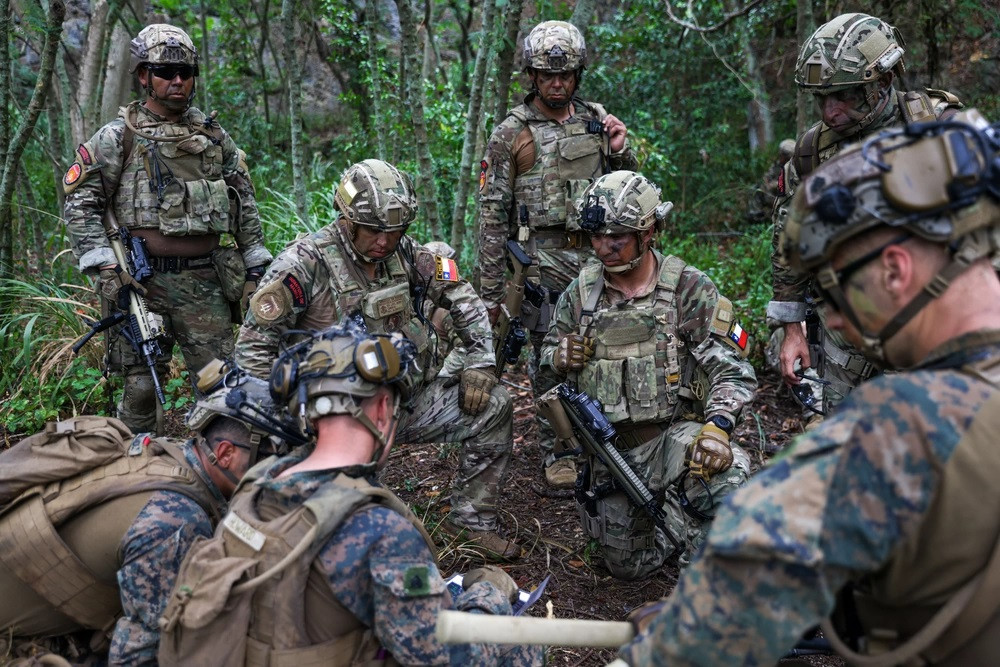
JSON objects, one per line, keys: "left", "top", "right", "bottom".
{"left": 334, "top": 159, "right": 418, "bottom": 262}
{"left": 129, "top": 23, "right": 199, "bottom": 74}
{"left": 269, "top": 321, "right": 419, "bottom": 463}
{"left": 795, "top": 13, "right": 905, "bottom": 136}
{"left": 578, "top": 170, "right": 673, "bottom": 272}
{"left": 523, "top": 20, "right": 587, "bottom": 73}
{"left": 780, "top": 109, "right": 1000, "bottom": 363}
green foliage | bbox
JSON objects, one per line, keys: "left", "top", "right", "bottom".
{"left": 163, "top": 371, "right": 192, "bottom": 412}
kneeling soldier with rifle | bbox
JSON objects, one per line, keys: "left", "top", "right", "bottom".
{"left": 539, "top": 171, "right": 757, "bottom": 580}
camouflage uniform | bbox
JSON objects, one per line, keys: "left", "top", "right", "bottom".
{"left": 767, "top": 14, "right": 961, "bottom": 413}
{"left": 236, "top": 225, "right": 511, "bottom": 530}
{"left": 198, "top": 454, "right": 541, "bottom": 666}
{"left": 0, "top": 436, "right": 225, "bottom": 666}
{"left": 619, "top": 333, "right": 1000, "bottom": 665}
{"left": 63, "top": 102, "right": 271, "bottom": 432}
{"left": 541, "top": 250, "right": 756, "bottom": 579}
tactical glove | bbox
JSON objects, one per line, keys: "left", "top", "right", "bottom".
{"left": 685, "top": 422, "right": 733, "bottom": 480}
{"left": 459, "top": 367, "right": 498, "bottom": 415}
{"left": 627, "top": 600, "right": 668, "bottom": 636}
{"left": 553, "top": 334, "right": 595, "bottom": 374}
{"left": 241, "top": 265, "right": 267, "bottom": 311}
{"left": 464, "top": 565, "right": 518, "bottom": 604}
{"left": 99, "top": 265, "right": 147, "bottom": 310}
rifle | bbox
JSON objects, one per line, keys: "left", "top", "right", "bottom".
{"left": 537, "top": 383, "right": 684, "bottom": 553}
{"left": 74, "top": 210, "right": 166, "bottom": 405}
{"left": 493, "top": 235, "right": 532, "bottom": 377}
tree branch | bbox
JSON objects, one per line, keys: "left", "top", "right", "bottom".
{"left": 662, "top": 0, "right": 767, "bottom": 34}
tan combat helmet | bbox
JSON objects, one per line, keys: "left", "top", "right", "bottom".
{"left": 269, "top": 320, "right": 418, "bottom": 462}
{"left": 578, "top": 170, "right": 674, "bottom": 272}
{"left": 523, "top": 20, "right": 587, "bottom": 73}
{"left": 780, "top": 109, "right": 1000, "bottom": 363}
{"left": 334, "top": 159, "right": 418, "bottom": 262}
{"left": 129, "top": 24, "right": 199, "bottom": 74}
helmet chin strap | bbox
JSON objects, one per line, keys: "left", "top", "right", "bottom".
{"left": 604, "top": 233, "right": 650, "bottom": 274}
{"left": 144, "top": 74, "right": 196, "bottom": 114}
{"left": 196, "top": 436, "right": 242, "bottom": 486}
{"left": 834, "top": 81, "right": 892, "bottom": 138}
{"left": 343, "top": 220, "right": 397, "bottom": 264}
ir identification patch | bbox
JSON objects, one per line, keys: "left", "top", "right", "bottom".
{"left": 435, "top": 256, "right": 459, "bottom": 282}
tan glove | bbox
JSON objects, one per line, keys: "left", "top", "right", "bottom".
{"left": 99, "top": 265, "right": 146, "bottom": 308}
{"left": 459, "top": 367, "right": 498, "bottom": 415}
{"left": 685, "top": 422, "right": 733, "bottom": 480}
{"left": 553, "top": 334, "right": 595, "bottom": 373}
{"left": 241, "top": 265, "right": 267, "bottom": 311}
{"left": 464, "top": 565, "right": 518, "bottom": 604}
{"left": 627, "top": 599, "right": 668, "bottom": 636}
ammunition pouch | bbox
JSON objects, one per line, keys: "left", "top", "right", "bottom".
{"left": 519, "top": 282, "right": 559, "bottom": 333}
{"left": 211, "top": 246, "right": 248, "bottom": 303}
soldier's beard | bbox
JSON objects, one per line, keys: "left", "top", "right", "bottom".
{"left": 538, "top": 94, "right": 571, "bottom": 109}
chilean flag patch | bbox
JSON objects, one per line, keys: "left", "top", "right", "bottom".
{"left": 729, "top": 322, "right": 748, "bottom": 350}
{"left": 435, "top": 256, "right": 459, "bottom": 282}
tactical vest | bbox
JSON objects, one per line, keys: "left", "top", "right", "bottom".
{"left": 113, "top": 102, "right": 232, "bottom": 236}
{"left": 508, "top": 99, "right": 608, "bottom": 240}
{"left": 0, "top": 436, "right": 219, "bottom": 630}
{"left": 159, "top": 471, "right": 435, "bottom": 667}
{"left": 793, "top": 89, "right": 962, "bottom": 177}
{"left": 824, "top": 353, "right": 1000, "bottom": 666}
{"left": 574, "top": 255, "right": 698, "bottom": 425}
{"left": 311, "top": 226, "right": 434, "bottom": 386}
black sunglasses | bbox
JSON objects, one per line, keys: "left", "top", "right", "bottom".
{"left": 148, "top": 64, "right": 195, "bottom": 81}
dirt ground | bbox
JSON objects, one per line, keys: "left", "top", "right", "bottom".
{"left": 379, "top": 365, "right": 839, "bottom": 667}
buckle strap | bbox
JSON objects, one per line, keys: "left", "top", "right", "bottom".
{"left": 823, "top": 335, "right": 875, "bottom": 380}
{"left": 148, "top": 253, "right": 215, "bottom": 273}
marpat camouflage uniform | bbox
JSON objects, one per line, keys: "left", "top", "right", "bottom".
{"left": 0, "top": 438, "right": 226, "bottom": 666}
{"left": 63, "top": 103, "right": 272, "bottom": 432}
{"left": 620, "top": 332, "right": 1000, "bottom": 665}
{"left": 236, "top": 224, "right": 511, "bottom": 530}
{"left": 228, "top": 455, "right": 542, "bottom": 666}
{"left": 768, "top": 87, "right": 961, "bottom": 413}
{"left": 541, "top": 250, "right": 756, "bottom": 579}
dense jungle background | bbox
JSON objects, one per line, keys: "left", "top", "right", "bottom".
{"left": 0, "top": 1, "right": 998, "bottom": 664}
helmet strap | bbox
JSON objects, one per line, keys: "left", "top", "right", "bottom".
{"left": 196, "top": 435, "right": 242, "bottom": 486}
{"left": 604, "top": 233, "right": 649, "bottom": 274}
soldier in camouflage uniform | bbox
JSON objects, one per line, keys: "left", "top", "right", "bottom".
{"left": 747, "top": 138, "right": 794, "bottom": 223}
{"left": 767, "top": 13, "right": 962, "bottom": 419}
{"left": 0, "top": 362, "right": 298, "bottom": 665}
{"left": 540, "top": 172, "right": 756, "bottom": 580}
{"left": 619, "top": 111, "right": 1000, "bottom": 666}
{"left": 477, "top": 20, "right": 638, "bottom": 488}
{"left": 62, "top": 24, "right": 272, "bottom": 434}
{"left": 159, "top": 323, "right": 542, "bottom": 666}
{"left": 236, "top": 159, "right": 520, "bottom": 560}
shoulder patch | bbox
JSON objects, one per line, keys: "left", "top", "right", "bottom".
{"left": 249, "top": 276, "right": 300, "bottom": 324}
{"left": 479, "top": 159, "right": 489, "bottom": 192}
{"left": 282, "top": 274, "right": 307, "bottom": 307}
{"left": 403, "top": 564, "right": 431, "bottom": 596}
{"left": 710, "top": 296, "right": 751, "bottom": 358}
{"left": 63, "top": 163, "right": 83, "bottom": 190}
{"left": 77, "top": 143, "right": 93, "bottom": 165}
{"left": 435, "top": 256, "right": 460, "bottom": 282}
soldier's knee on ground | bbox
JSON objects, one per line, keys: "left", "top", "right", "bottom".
{"left": 119, "top": 373, "right": 157, "bottom": 431}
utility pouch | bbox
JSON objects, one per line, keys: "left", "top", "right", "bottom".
{"left": 212, "top": 245, "right": 247, "bottom": 303}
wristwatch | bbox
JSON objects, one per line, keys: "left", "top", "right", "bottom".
{"left": 708, "top": 415, "right": 734, "bottom": 436}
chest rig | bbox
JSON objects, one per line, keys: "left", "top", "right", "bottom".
{"left": 313, "top": 227, "right": 433, "bottom": 387}
{"left": 509, "top": 100, "right": 607, "bottom": 244}
{"left": 573, "top": 256, "right": 697, "bottom": 425}
{"left": 113, "top": 102, "right": 231, "bottom": 236}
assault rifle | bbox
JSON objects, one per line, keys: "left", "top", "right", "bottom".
{"left": 538, "top": 383, "right": 684, "bottom": 553}
{"left": 493, "top": 236, "right": 532, "bottom": 377}
{"left": 73, "top": 210, "right": 166, "bottom": 405}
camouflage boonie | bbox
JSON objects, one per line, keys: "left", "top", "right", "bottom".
{"left": 236, "top": 224, "right": 510, "bottom": 528}
{"left": 222, "top": 456, "right": 543, "bottom": 665}
{"left": 541, "top": 250, "right": 757, "bottom": 578}
{"left": 619, "top": 334, "right": 1000, "bottom": 665}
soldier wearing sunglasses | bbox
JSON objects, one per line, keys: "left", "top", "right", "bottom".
{"left": 62, "top": 24, "right": 272, "bottom": 434}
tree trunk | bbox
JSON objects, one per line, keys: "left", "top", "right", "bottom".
{"left": 0, "top": 0, "right": 65, "bottom": 281}
{"left": 0, "top": 0, "right": 10, "bottom": 183}
{"left": 795, "top": 0, "right": 815, "bottom": 135}
{"left": 569, "top": 0, "right": 596, "bottom": 30}
{"left": 397, "top": 0, "right": 441, "bottom": 239}
{"left": 281, "top": 0, "right": 309, "bottom": 224}
{"left": 366, "top": 0, "right": 388, "bottom": 159}
{"left": 76, "top": 0, "right": 110, "bottom": 141}
{"left": 449, "top": 0, "right": 498, "bottom": 252}
{"left": 47, "top": 103, "right": 66, "bottom": 214}
{"left": 100, "top": 6, "right": 140, "bottom": 131}
{"left": 491, "top": 0, "right": 522, "bottom": 125}
{"left": 17, "top": 169, "right": 42, "bottom": 272}
{"left": 739, "top": 22, "right": 772, "bottom": 151}
{"left": 200, "top": 0, "right": 212, "bottom": 112}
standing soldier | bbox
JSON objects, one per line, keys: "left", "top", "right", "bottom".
{"left": 63, "top": 24, "right": 272, "bottom": 434}
{"left": 618, "top": 111, "right": 1000, "bottom": 667}
{"left": 236, "top": 159, "right": 520, "bottom": 560}
{"left": 0, "top": 364, "right": 299, "bottom": 664}
{"left": 540, "top": 171, "right": 756, "bottom": 580}
{"left": 478, "top": 20, "right": 637, "bottom": 489}
{"left": 767, "top": 13, "right": 961, "bottom": 418}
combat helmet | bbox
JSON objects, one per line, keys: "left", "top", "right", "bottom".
{"left": 269, "top": 320, "right": 418, "bottom": 460}
{"left": 780, "top": 109, "right": 1000, "bottom": 363}
{"left": 523, "top": 20, "right": 587, "bottom": 73}
{"left": 796, "top": 14, "right": 904, "bottom": 136}
{"left": 129, "top": 24, "right": 199, "bottom": 74}
{"left": 578, "top": 171, "right": 673, "bottom": 272}
{"left": 335, "top": 159, "right": 418, "bottom": 261}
